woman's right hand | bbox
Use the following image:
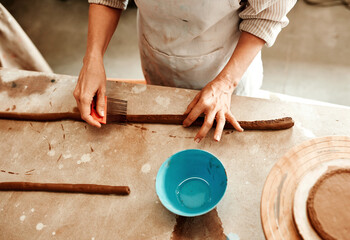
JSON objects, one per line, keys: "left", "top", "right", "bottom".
{"left": 73, "top": 55, "right": 106, "bottom": 128}
{"left": 73, "top": 4, "right": 122, "bottom": 127}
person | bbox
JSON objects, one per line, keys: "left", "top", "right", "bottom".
{"left": 74, "top": 0, "right": 296, "bottom": 142}
{"left": 0, "top": 4, "right": 52, "bottom": 73}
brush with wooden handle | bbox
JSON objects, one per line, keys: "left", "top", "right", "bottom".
{"left": 0, "top": 97, "right": 294, "bottom": 130}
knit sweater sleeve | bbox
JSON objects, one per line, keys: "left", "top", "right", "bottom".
{"left": 88, "top": 0, "right": 128, "bottom": 10}
{"left": 239, "top": 0, "right": 297, "bottom": 47}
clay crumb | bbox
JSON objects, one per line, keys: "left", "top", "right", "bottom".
{"left": 57, "top": 154, "right": 62, "bottom": 162}
{"left": 36, "top": 223, "right": 45, "bottom": 231}
{"left": 25, "top": 169, "right": 35, "bottom": 174}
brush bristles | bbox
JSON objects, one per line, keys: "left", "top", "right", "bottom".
{"left": 107, "top": 98, "right": 127, "bottom": 124}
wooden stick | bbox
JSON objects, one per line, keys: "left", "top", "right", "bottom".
{"left": 0, "top": 182, "right": 130, "bottom": 196}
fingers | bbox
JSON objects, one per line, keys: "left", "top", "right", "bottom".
{"left": 96, "top": 89, "right": 106, "bottom": 117}
{"left": 74, "top": 82, "right": 101, "bottom": 128}
{"left": 184, "top": 93, "right": 200, "bottom": 115}
{"left": 214, "top": 111, "right": 225, "bottom": 142}
{"left": 73, "top": 81, "right": 81, "bottom": 104}
{"left": 194, "top": 111, "right": 242, "bottom": 143}
{"left": 83, "top": 114, "right": 101, "bottom": 128}
{"left": 73, "top": 89, "right": 80, "bottom": 107}
{"left": 194, "top": 111, "right": 216, "bottom": 143}
{"left": 183, "top": 104, "right": 203, "bottom": 128}
{"left": 226, "top": 112, "right": 244, "bottom": 132}
{"left": 73, "top": 57, "right": 107, "bottom": 128}
{"left": 80, "top": 95, "right": 101, "bottom": 128}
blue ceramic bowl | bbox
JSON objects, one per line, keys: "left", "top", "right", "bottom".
{"left": 156, "top": 149, "right": 227, "bottom": 217}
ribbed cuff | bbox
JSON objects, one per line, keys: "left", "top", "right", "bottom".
{"left": 239, "top": 19, "right": 283, "bottom": 47}
{"left": 88, "top": 0, "right": 128, "bottom": 10}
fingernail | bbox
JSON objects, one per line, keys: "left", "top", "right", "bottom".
{"left": 214, "top": 135, "right": 220, "bottom": 142}
{"left": 101, "top": 110, "right": 105, "bottom": 117}
{"left": 194, "top": 138, "right": 201, "bottom": 143}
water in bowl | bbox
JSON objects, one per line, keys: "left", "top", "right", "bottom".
{"left": 175, "top": 177, "right": 211, "bottom": 209}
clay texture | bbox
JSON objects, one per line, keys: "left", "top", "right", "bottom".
{"left": 0, "top": 111, "right": 294, "bottom": 130}
{"left": 0, "top": 182, "right": 130, "bottom": 195}
{"left": 307, "top": 169, "right": 350, "bottom": 240}
{"left": 171, "top": 208, "right": 226, "bottom": 240}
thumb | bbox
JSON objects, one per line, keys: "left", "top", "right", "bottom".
{"left": 96, "top": 89, "right": 106, "bottom": 117}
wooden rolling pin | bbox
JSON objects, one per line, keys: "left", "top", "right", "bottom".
{"left": 0, "top": 182, "right": 130, "bottom": 196}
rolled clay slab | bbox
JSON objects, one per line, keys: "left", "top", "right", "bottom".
{"left": 293, "top": 159, "right": 350, "bottom": 240}
{"left": 307, "top": 168, "right": 350, "bottom": 240}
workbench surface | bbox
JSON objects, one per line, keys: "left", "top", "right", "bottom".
{"left": 0, "top": 68, "right": 349, "bottom": 239}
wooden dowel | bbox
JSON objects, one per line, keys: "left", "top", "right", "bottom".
{"left": 0, "top": 182, "right": 130, "bottom": 196}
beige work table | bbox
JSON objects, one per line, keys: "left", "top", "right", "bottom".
{"left": 0, "top": 68, "right": 349, "bottom": 240}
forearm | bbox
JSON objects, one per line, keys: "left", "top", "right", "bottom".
{"left": 219, "top": 31, "right": 265, "bottom": 91}
{"left": 85, "top": 4, "right": 122, "bottom": 59}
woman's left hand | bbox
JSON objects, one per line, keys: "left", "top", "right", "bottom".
{"left": 183, "top": 73, "right": 244, "bottom": 143}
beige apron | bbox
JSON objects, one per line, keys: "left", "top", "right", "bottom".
{"left": 0, "top": 4, "right": 52, "bottom": 72}
{"left": 135, "top": 0, "right": 263, "bottom": 97}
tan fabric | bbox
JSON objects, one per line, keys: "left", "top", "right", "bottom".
{"left": 0, "top": 4, "right": 52, "bottom": 72}
{"left": 88, "top": 0, "right": 128, "bottom": 10}
{"left": 87, "top": 0, "right": 296, "bottom": 47}
{"left": 239, "top": 0, "right": 297, "bottom": 47}
{"left": 88, "top": 0, "right": 296, "bottom": 96}
{"left": 136, "top": 1, "right": 246, "bottom": 91}
{"left": 136, "top": 0, "right": 266, "bottom": 95}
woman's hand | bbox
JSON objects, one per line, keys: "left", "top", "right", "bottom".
{"left": 73, "top": 4, "right": 122, "bottom": 127}
{"left": 73, "top": 55, "right": 106, "bottom": 128}
{"left": 183, "top": 71, "right": 244, "bottom": 143}
{"left": 183, "top": 32, "right": 265, "bottom": 142}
